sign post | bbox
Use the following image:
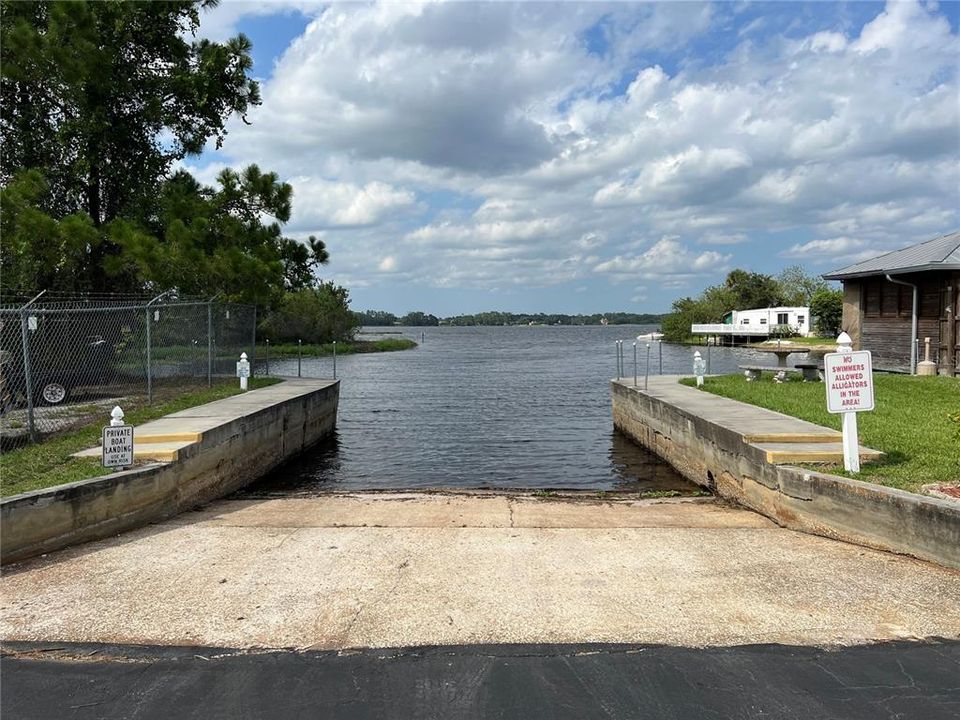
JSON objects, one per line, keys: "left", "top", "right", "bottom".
{"left": 823, "top": 333, "right": 875, "bottom": 473}
{"left": 102, "top": 406, "right": 134, "bottom": 469}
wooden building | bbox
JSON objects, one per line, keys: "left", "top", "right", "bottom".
{"left": 823, "top": 231, "right": 959, "bottom": 375}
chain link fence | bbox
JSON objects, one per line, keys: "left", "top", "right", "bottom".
{"left": 0, "top": 293, "right": 256, "bottom": 446}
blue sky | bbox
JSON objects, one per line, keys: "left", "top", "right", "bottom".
{"left": 190, "top": 1, "right": 960, "bottom": 315}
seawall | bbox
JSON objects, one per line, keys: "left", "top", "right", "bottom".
{"left": 1, "top": 379, "right": 339, "bottom": 564}
{"left": 612, "top": 377, "right": 960, "bottom": 569}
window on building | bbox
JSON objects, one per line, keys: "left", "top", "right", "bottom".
{"left": 797, "top": 315, "right": 805, "bottom": 324}
{"left": 864, "top": 279, "right": 911, "bottom": 318}
{"left": 760, "top": 318, "right": 767, "bottom": 325}
{"left": 777, "top": 312, "right": 789, "bottom": 324}
{"left": 742, "top": 318, "right": 750, "bottom": 325}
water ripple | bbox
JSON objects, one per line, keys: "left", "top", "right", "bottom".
{"left": 239, "top": 326, "right": 768, "bottom": 495}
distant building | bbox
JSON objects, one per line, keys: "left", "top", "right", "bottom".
{"left": 823, "top": 230, "right": 959, "bottom": 375}
{"left": 691, "top": 306, "right": 812, "bottom": 344}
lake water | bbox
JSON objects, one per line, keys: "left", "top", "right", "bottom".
{"left": 240, "top": 325, "right": 772, "bottom": 495}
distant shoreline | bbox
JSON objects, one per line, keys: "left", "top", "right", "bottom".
{"left": 354, "top": 311, "right": 667, "bottom": 327}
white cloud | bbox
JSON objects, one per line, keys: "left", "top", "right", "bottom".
{"left": 289, "top": 178, "right": 416, "bottom": 229}
{"left": 781, "top": 236, "right": 867, "bottom": 259}
{"left": 593, "top": 238, "right": 731, "bottom": 282}
{"left": 207, "top": 0, "right": 958, "bottom": 301}
{"left": 699, "top": 232, "right": 749, "bottom": 245}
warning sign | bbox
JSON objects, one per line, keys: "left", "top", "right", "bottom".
{"left": 824, "top": 350, "right": 874, "bottom": 414}
{"left": 102, "top": 425, "right": 134, "bottom": 468}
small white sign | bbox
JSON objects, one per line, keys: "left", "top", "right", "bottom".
{"left": 102, "top": 425, "right": 134, "bottom": 468}
{"left": 824, "top": 350, "right": 874, "bottom": 414}
{"left": 27, "top": 315, "right": 38, "bottom": 331}
{"left": 236, "top": 361, "right": 250, "bottom": 378}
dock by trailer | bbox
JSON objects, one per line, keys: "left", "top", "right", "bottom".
{"left": 691, "top": 306, "right": 812, "bottom": 345}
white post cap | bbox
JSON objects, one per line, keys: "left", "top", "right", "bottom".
{"left": 110, "top": 406, "right": 124, "bottom": 426}
{"left": 694, "top": 350, "right": 702, "bottom": 358}
{"left": 240, "top": 352, "right": 248, "bottom": 360}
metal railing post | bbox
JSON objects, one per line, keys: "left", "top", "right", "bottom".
{"left": 298, "top": 339, "right": 302, "bottom": 378}
{"left": 645, "top": 343, "right": 651, "bottom": 391}
{"left": 265, "top": 339, "right": 270, "bottom": 376}
{"left": 333, "top": 341, "right": 337, "bottom": 380}
{"left": 658, "top": 340, "right": 663, "bottom": 375}
{"left": 633, "top": 342, "right": 637, "bottom": 386}
{"left": 615, "top": 341, "right": 621, "bottom": 379}
{"left": 706, "top": 344, "right": 712, "bottom": 375}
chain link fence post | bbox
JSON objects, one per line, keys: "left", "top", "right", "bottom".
{"left": 250, "top": 306, "right": 257, "bottom": 376}
{"left": 20, "top": 308, "right": 35, "bottom": 442}
{"left": 207, "top": 300, "right": 213, "bottom": 388}
{"left": 145, "top": 291, "right": 173, "bottom": 404}
{"left": 145, "top": 304, "right": 152, "bottom": 403}
{"left": 18, "top": 291, "right": 47, "bottom": 442}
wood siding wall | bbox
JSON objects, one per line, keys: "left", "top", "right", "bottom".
{"left": 854, "top": 272, "right": 958, "bottom": 374}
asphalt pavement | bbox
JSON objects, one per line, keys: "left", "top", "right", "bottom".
{"left": 3, "top": 640, "right": 959, "bottom": 720}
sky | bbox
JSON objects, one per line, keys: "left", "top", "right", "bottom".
{"left": 186, "top": 0, "right": 960, "bottom": 315}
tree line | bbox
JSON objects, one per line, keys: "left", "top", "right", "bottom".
{"left": 661, "top": 266, "right": 843, "bottom": 341}
{"left": 1, "top": 1, "right": 356, "bottom": 343}
{"left": 353, "top": 310, "right": 668, "bottom": 327}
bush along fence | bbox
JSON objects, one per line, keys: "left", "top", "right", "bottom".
{"left": 0, "top": 292, "right": 256, "bottom": 446}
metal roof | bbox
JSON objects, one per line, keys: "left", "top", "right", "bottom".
{"left": 823, "top": 230, "right": 960, "bottom": 280}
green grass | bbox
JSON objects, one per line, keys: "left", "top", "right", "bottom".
{"left": 0, "top": 378, "right": 280, "bottom": 498}
{"left": 259, "top": 338, "right": 417, "bottom": 358}
{"left": 680, "top": 374, "right": 960, "bottom": 493}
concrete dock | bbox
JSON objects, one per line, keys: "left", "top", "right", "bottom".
{"left": 612, "top": 376, "right": 960, "bottom": 569}
{"left": 2, "top": 379, "right": 340, "bottom": 564}
{"left": 615, "top": 376, "right": 882, "bottom": 465}
{"left": 2, "top": 493, "right": 958, "bottom": 650}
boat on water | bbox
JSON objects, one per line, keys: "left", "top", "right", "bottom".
{"left": 636, "top": 332, "right": 664, "bottom": 342}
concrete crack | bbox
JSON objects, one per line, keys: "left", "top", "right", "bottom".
{"left": 508, "top": 500, "right": 515, "bottom": 528}
{"left": 342, "top": 554, "right": 412, "bottom": 644}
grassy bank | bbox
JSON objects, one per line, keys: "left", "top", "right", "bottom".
{"left": 681, "top": 374, "right": 960, "bottom": 494}
{"left": 259, "top": 338, "right": 417, "bottom": 357}
{"left": 0, "top": 378, "right": 280, "bottom": 498}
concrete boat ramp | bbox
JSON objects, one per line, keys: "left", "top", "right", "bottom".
{"left": 2, "top": 493, "right": 959, "bottom": 651}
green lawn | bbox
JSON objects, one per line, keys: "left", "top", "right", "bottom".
{"left": 259, "top": 338, "right": 417, "bottom": 358}
{"left": 0, "top": 378, "right": 280, "bottom": 498}
{"left": 681, "top": 374, "right": 960, "bottom": 493}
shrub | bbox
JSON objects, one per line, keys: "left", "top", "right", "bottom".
{"left": 810, "top": 288, "right": 843, "bottom": 337}
{"left": 259, "top": 283, "right": 360, "bottom": 344}
{"left": 769, "top": 324, "right": 798, "bottom": 339}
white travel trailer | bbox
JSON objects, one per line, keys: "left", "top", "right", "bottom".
{"left": 691, "top": 306, "right": 813, "bottom": 340}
